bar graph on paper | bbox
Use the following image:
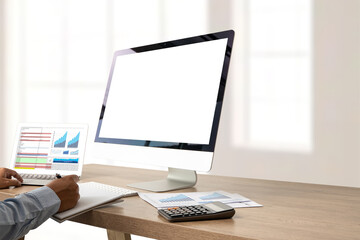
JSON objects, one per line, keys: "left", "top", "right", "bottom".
{"left": 159, "top": 194, "right": 194, "bottom": 203}
{"left": 138, "top": 191, "right": 260, "bottom": 209}
{"left": 139, "top": 190, "right": 259, "bottom": 208}
{"left": 199, "top": 192, "right": 231, "bottom": 201}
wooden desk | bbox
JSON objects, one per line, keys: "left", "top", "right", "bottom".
{"left": 1, "top": 164, "right": 359, "bottom": 240}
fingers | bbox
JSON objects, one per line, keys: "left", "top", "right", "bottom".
{"left": 0, "top": 178, "right": 22, "bottom": 188}
{"left": 64, "top": 174, "right": 80, "bottom": 183}
{"left": 0, "top": 168, "right": 23, "bottom": 189}
{"left": 8, "top": 179, "right": 22, "bottom": 187}
{"left": 71, "top": 175, "right": 80, "bottom": 183}
{"left": 7, "top": 169, "right": 23, "bottom": 183}
{"left": 46, "top": 174, "right": 80, "bottom": 213}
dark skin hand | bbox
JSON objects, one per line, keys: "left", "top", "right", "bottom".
{"left": 0, "top": 168, "right": 80, "bottom": 213}
{"left": 0, "top": 168, "right": 23, "bottom": 188}
{"left": 46, "top": 175, "right": 80, "bottom": 213}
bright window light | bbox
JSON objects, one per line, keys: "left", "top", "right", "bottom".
{"left": 231, "top": 0, "right": 312, "bottom": 152}
{"left": 248, "top": 0, "right": 312, "bottom": 151}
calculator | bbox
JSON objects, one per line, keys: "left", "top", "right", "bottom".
{"left": 158, "top": 201, "right": 235, "bottom": 222}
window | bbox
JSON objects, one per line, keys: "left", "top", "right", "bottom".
{"left": 3, "top": 0, "right": 208, "bottom": 162}
{"left": 232, "top": 0, "right": 312, "bottom": 152}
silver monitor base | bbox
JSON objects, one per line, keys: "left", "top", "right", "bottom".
{"left": 127, "top": 167, "right": 197, "bottom": 192}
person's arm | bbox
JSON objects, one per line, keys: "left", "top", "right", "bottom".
{"left": 0, "top": 168, "right": 79, "bottom": 240}
{"left": 0, "top": 186, "right": 60, "bottom": 240}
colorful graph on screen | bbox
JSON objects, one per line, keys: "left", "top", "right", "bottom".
{"left": 14, "top": 127, "right": 83, "bottom": 171}
{"left": 68, "top": 132, "right": 80, "bottom": 148}
{"left": 54, "top": 132, "right": 67, "bottom": 148}
{"left": 16, "top": 131, "right": 52, "bottom": 169}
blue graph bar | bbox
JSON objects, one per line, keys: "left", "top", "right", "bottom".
{"left": 70, "top": 150, "right": 79, "bottom": 155}
{"left": 68, "top": 132, "right": 80, "bottom": 148}
{"left": 159, "top": 194, "right": 194, "bottom": 203}
{"left": 53, "top": 158, "right": 79, "bottom": 163}
{"left": 199, "top": 192, "right": 230, "bottom": 201}
{"left": 54, "top": 132, "right": 67, "bottom": 148}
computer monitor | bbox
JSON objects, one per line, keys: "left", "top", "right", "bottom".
{"left": 94, "top": 30, "right": 234, "bottom": 192}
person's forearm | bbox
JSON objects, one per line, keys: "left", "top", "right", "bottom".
{"left": 0, "top": 186, "right": 61, "bottom": 240}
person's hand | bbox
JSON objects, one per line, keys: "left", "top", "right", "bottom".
{"left": 46, "top": 175, "right": 80, "bottom": 213}
{"left": 0, "top": 168, "right": 23, "bottom": 189}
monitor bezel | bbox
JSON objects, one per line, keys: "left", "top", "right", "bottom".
{"left": 95, "top": 30, "right": 234, "bottom": 153}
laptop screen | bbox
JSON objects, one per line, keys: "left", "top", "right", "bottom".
{"left": 10, "top": 123, "right": 88, "bottom": 176}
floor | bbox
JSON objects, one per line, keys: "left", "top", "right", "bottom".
{"left": 26, "top": 219, "right": 152, "bottom": 240}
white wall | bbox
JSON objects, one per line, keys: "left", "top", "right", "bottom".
{"left": 210, "top": 0, "right": 360, "bottom": 187}
{"left": 0, "top": 0, "right": 5, "bottom": 162}
{"left": 0, "top": 0, "right": 359, "bottom": 189}
{"left": 0, "top": 2, "right": 358, "bottom": 240}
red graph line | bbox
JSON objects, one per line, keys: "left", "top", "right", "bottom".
{"left": 20, "top": 139, "right": 50, "bottom": 142}
{"left": 17, "top": 153, "right": 48, "bottom": 155}
{"left": 20, "top": 136, "right": 51, "bottom": 138}
{"left": 15, "top": 164, "right": 51, "bottom": 168}
{"left": 21, "top": 132, "right": 52, "bottom": 134}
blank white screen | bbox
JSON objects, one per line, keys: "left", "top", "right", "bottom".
{"left": 99, "top": 38, "right": 228, "bottom": 144}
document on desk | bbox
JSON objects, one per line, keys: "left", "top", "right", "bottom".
{"left": 139, "top": 191, "right": 262, "bottom": 209}
{"left": 51, "top": 182, "right": 137, "bottom": 223}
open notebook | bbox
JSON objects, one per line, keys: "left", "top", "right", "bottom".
{"left": 52, "top": 182, "right": 138, "bottom": 223}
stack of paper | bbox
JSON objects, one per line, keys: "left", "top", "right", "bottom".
{"left": 52, "top": 182, "right": 137, "bottom": 223}
{"left": 139, "top": 190, "right": 262, "bottom": 209}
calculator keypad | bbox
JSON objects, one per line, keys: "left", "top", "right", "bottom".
{"left": 160, "top": 205, "right": 214, "bottom": 219}
{"left": 158, "top": 202, "right": 235, "bottom": 222}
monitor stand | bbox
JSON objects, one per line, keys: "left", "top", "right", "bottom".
{"left": 127, "top": 167, "right": 197, "bottom": 192}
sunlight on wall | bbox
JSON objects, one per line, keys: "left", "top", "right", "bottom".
{"left": 2, "top": 0, "right": 210, "bottom": 166}
{"left": 231, "top": 0, "right": 312, "bottom": 152}
{"left": 3, "top": 0, "right": 312, "bottom": 164}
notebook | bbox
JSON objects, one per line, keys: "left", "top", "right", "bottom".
{"left": 9, "top": 123, "right": 88, "bottom": 185}
{"left": 52, "top": 182, "right": 138, "bottom": 223}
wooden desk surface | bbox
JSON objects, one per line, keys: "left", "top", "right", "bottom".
{"left": 1, "top": 164, "right": 359, "bottom": 240}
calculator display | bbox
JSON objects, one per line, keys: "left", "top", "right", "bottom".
{"left": 205, "top": 203, "right": 225, "bottom": 212}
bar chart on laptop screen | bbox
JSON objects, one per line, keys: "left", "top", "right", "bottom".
{"left": 15, "top": 127, "right": 82, "bottom": 171}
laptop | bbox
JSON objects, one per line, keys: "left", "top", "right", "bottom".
{"left": 9, "top": 123, "right": 88, "bottom": 185}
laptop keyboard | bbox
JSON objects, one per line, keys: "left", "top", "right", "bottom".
{"left": 20, "top": 174, "right": 57, "bottom": 186}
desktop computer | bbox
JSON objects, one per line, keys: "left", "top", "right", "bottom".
{"left": 94, "top": 30, "right": 234, "bottom": 192}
